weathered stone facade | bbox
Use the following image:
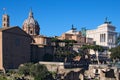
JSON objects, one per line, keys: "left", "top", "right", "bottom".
{"left": 85, "top": 64, "right": 119, "bottom": 80}
{"left": 39, "top": 62, "right": 120, "bottom": 80}
{"left": 39, "top": 62, "right": 84, "bottom": 80}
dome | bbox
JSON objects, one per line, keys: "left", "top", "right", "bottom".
{"left": 23, "top": 11, "right": 39, "bottom": 27}
{"left": 22, "top": 9, "right": 40, "bottom": 35}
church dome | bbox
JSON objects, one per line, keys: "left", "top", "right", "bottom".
{"left": 22, "top": 9, "right": 40, "bottom": 36}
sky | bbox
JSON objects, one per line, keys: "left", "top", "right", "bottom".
{"left": 0, "top": 0, "right": 120, "bottom": 36}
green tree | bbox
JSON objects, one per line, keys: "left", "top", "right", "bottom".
{"left": 110, "top": 46, "right": 120, "bottom": 60}
{"left": 0, "top": 76, "right": 7, "bottom": 80}
{"left": 51, "top": 37, "right": 62, "bottom": 47}
{"left": 62, "top": 39, "right": 77, "bottom": 47}
{"left": 18, "top": 63, "right": 51, "bottom": 80}
{"left": 116, "top": 33, "right": 120, "bottom": 45}
{"left": 52, "top": 38, "right": 78, "bottom": 62}
{"left": 91, "top": 45, "right": 104, "bottom": 64}
{"left": 30, "top": 63, "right": 49, "bottom": 80}
{"left": 80, "top": 45, "right": 104, "bottom": 64}
{"left": 18, "top": 63, "right": 33, "bottom": 76}
{"left": 91, "top": 45, "right": 104, "bottom": 55}
{"left": 80, "top": 45, "right": 92, "bottom": 58}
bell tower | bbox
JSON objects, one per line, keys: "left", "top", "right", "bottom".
{"left": 2, "top": 14, "right": 9, "bottom": 28}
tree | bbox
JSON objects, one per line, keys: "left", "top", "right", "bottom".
{"left": 116, "top": 33, "right": 120, "bottom": 45}
{"left": 18, "top": 63, "right": 33, "bottom": 76}
{"left": 18, "top": 63, "right": 51, "bottom": 80}
{"left": 80, "top": 45, "right": 92, "bottom": 58}
{"left": 0, "top": 76, "right": 7, "bottom": 80}
{"left": 91, "top": 45, "right": 104, "bottom": 64}
{"left": 110, "top": 46, "right": 120, "bottom": 60}
{"left": 62, "top": 39, "right": 77, "bottom": 47}
{"left": 91, "top": 45, "right": 104, "bottom": 55}
{"left": 80, "top": 45, "right": 104, "bottom": 64}
{"left": 30, "top": 63, "right": 49, "bottom": 80}
{"left": 53, "top": 39, "right": 77, "bottom": 62}
{"left": 51, "top": 37, "right": 62, "bottom": 47}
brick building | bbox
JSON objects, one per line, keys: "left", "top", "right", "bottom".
{"left": 0, "top": 26, "right": 32, "bottom": 70}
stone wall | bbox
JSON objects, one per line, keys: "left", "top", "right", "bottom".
{"left": 39, "top": 62, "right": 120, "bottom": 80}
{"left": 31, "top": 45, "right": 54, "bottom": 62}
{"left": 85, "top": 64, "right": 119, "bottom": 80}
{"left": 39, "top": 61, "right": 84, "bottom": 80}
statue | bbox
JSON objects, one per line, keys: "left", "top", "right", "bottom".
{"left": 104, "top": 17, "right": 112, "bottom": 24}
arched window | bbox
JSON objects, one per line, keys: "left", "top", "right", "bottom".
{"left": 30, "top": 30, "right": 33, "bottom": 34}
{"left": 4, "top": 18, "right": 6, "bottom": 21}
{"left": 4, "top": 23, "right": 6, "bottom": 27}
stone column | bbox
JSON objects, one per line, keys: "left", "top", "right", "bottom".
{"left": 106, "top": 33, "right": 108, "bottom": 47}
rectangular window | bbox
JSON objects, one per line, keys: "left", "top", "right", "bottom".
{"left": 100, "top": 34, "right": 106, "bottom": 42}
